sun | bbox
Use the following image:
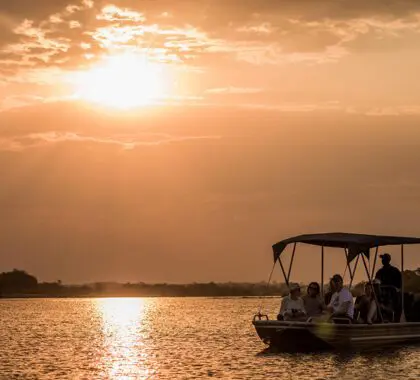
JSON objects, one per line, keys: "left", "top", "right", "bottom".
{"left": 74, "top": 53, "right": 166, "bottom": 109}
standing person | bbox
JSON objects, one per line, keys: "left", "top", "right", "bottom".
{"left": 327, "top": 274, "right": 354, "bottom": 320}
{"left": 375, "top": 253, "right": 402, "bottom": 321}
{"left": 375, "top": 253, "right": 402, "bottom": 289}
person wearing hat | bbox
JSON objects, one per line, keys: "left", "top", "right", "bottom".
{"left": 374, "top": 253, "right": 402, "bottom": 290}
{"left": 278, "top": 283, "right": 307, "bottom": 321}
{"left": 375, "top": 253, "right": 403, "bottom": 321}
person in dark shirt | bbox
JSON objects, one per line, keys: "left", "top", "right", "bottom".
{"left": 354, "top": 282, "right": 378, "bottom": 324}
{"left": 375, "top": 253, "right": 403, "bottom": 321}
{"left": 375, "top": 253, "right": 402, "bottom": 289}
{"left": 303, "top": 282, "right": 326, "bottom": 317}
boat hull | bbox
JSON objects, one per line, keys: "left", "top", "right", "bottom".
{"left": 253, "top": 320, "right": 420, "bottom": 352}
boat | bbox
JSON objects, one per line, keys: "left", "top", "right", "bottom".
{"left": 252, "top": 232, "right": 420, "bottom": 352}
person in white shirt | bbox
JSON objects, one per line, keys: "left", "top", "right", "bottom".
{"left": 278, "top": 283, "right": 307, "bottom": 321}
{"left": 327, "top": 274, "right": 354, "bottom": 320}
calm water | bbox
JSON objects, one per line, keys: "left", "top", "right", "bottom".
{"left": 0, "top": 298, "right": 419, "bottom": 379}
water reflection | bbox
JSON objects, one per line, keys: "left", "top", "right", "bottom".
{"left": 256, "top": 345, "right": 413, "bottom": 380}
{"left": 96, "top": 298, "right": 153, "bottom": 379}
{"left": 1, "top": 298, "right": 418, "bottom": 379}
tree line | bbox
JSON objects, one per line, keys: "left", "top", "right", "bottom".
{"left": 0, "top": 269, "right": 291, "bottom": 297}
{"left": 1, "top": 268, "right": 420, "bottom": 298}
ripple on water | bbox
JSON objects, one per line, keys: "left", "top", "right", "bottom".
{"left": 0, "top": 298, "right": 419, "bottom": 379}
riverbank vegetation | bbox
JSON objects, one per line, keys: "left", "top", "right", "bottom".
{"left": 1, "top": 269, "right": 420, "bottom": 298}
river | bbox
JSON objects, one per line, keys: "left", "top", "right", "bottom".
{"left": 0, "top": 298, "right": 419, "bottom": 379}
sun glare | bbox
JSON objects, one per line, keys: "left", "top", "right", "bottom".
{"left": 74, "top": 53, "right": 167, "bottom": 109}
{"left": 96, "top": 298, "right": 154, "bottom": 378}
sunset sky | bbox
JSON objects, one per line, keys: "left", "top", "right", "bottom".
{"left": 1, "top": 0, "right": 420, "bottom": 284}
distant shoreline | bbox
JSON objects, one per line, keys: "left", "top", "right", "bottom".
{"left": 0, "top": 287, "right": 289, "bottom": 299}
{"left": 0, "top": 294, "right": 281, "bottom": 299}
{"left": 2, "top": 268, "right": 420, "bottom": 299}
{"left": 0, "top": 269, "right": 293, "bottom": 298}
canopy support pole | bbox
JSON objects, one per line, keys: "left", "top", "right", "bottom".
{"left": 278, "top": 258, "right": 289, "bottom": 288}
{"left": 257, "top": 258, "right": 278, "bottom": 315}
{"left": 361, "top": 254, "right": 384, "bottom": 323}
{"left": 349, "top": 255, "right": 360, "bottom": 288}
{"left": 343, "top": 248, "right": 349, "bottom": 279}
{"left": 343, "top": 248, "right": 359, "bottom": 287}
{"left": 400, "top": 244, "right": 406, "bottom": 322}
{"left": 278, "top": 243, "right": 297, "bottom": 288}
{"left": 321, "top": 246, "right": 324, "bottom": 297}
{"left": 371, "top": 246, "right": 379, "bottom": 279}
{"left": 286, "top": 243, "right": 296, "bottom": 284}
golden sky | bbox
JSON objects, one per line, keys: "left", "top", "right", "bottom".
{"left": 1, "top": 1, "right": 420, "bottom": 283}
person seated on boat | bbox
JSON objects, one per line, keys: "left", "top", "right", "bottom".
{"left": 278, "top": 283, "right": 307, "bottom": 321}
{"left": 326, "top": 274, "right": 354, "bottom": 321}
{"left": 303, "top": 282, "right": 326, "bottom": 317}
{"left": 354, "top": 282, "right": 377, "bottom": 324}
{"left": 375, "top": 253, "right": 402, "bottom": 290}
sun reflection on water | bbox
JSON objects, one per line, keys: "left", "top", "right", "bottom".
{"left": 96, "top": 298, "right": 154, "bottom": 379}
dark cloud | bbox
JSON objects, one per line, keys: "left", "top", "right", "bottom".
{"left": 0, "top": 0, "right": 71, "bottom": 21}
{"left": 1, "top": 0, "right": 420, "bottom": 73}
{"left": 3, "top": 1, "right": 420, "bottom": 28}
{"left": 0, "top": 1, "right": 211, "bottom": 74}
{"left": 108, "top": 0, "right": 420, "bottom": 23}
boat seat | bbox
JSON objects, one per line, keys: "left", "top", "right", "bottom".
{"left": 379, "top": 307, "right": 395, "bottom": 323}
{"left": 332, "top": 317, "right": 352, "bottom": 324}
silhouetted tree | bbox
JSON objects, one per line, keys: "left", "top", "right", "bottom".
{"left": 0, "top": 269, "right": 38, "bottom": 294}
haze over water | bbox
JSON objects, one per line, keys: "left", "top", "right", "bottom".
{"left": 1, "top": 298, "right": 419, "bottom": 379}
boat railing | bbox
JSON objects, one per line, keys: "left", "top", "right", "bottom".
{"left": 253, "top": 313, "right": 269, "bottom": 322}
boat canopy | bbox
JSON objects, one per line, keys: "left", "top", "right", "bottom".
{"left": 272, "top": 232, "right": 420, "bottom": 262}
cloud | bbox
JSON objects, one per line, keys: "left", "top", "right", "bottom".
{"left": 0, "top": 1, "right": 96, "bottom": 79}
{"left": 205, "top": 87, "right": 263, "bottom": 94}
{"left": 2, "top": 0, "right": 419, "bottom": 78}
{"left": 1, "top": 0, "right": 420, "bottom": 112}
{"left": 0, "top": 100, "right": 224, "bottom": 149}
{"left": 201, "top": 100, "right": 416, "bottom": 116}
{"left": 96, "top": 4, "right": 146, "bottom": 22}
{"left": 0, "top": 130, "right": 221, "bottom": 151}
{"left": 236, "top": 23, "right": 275, "bottom": 35}
{"left": 363, "top": 106, "right": 420, "bottom": 116}
{"left": 0, "top": 1, "right": 216, "bottom": 85}
{"left": 237, "top": 101, "right": 343, "bottom": 113}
